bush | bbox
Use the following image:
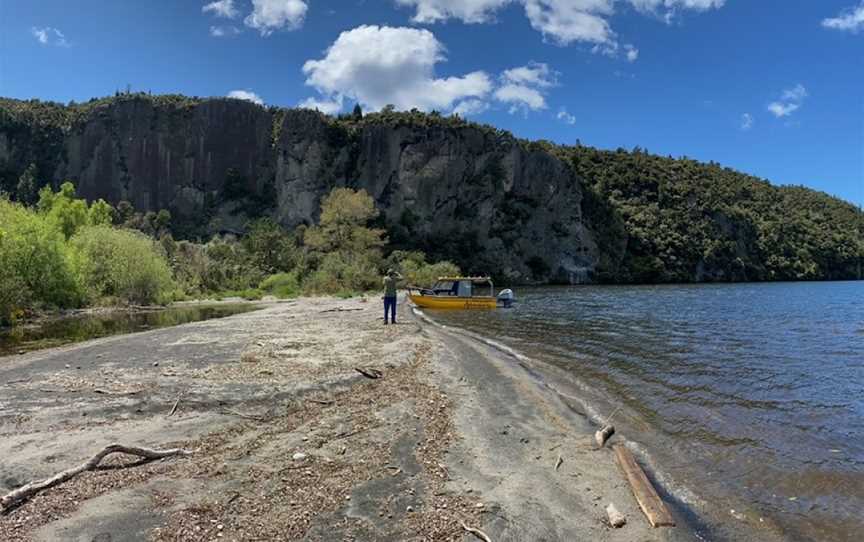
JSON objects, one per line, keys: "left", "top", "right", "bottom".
{"left": 0, "top": 198, "right": 82, "bottom": 312}
{"left": 259, "top": 272, "right": 301, "bottom": 299}
{"left": 302, "top": 252, "right": 381, "bottom": 295}
{"left": 70, "top": 225, "right": 176, "bottom": 305}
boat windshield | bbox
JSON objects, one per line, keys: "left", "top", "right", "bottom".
{"left": 431, "top": 281, "right": 458, "bottom": 296}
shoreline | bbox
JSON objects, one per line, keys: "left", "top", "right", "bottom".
{"left": 0, "top": 295, "right": 747, "bottom": 540}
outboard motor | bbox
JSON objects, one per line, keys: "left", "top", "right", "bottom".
{"left": 497, "top": 288, "right": 515, "bottom": 308}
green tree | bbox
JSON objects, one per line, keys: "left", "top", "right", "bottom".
{"left": 304, "top": 188, "right": 385, "bottom": 253}
{"left": 352, "top": 103, "right": 363, "bottom": 120}
{"left": 16, "top": 163, "right": 39, "bottom": 205}
{"left": 242, "top": 217, "right": 296, "bottom": 274}
{"left": 88, "top": 199, "right": 115, "bottom": 226}
{"left": 38, "top": 182, "right": 89, "bottom": 239}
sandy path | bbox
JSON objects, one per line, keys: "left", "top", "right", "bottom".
{"left": 0, "top": 296, "right": 708, "bottom": 541}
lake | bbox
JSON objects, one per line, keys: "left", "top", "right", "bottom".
{"left": 427, "top": 281, "right": 863, "bottom": 542}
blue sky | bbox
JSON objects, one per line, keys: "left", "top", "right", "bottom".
{"left": 2, "top": 0, "right": 862, "bottom": 205}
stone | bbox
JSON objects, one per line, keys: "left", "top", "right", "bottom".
{"left": 606, "top": 503, "right": 626, "bottom": 528}
{"left": 292, "top": 452, "right": 306, "bottom": 461}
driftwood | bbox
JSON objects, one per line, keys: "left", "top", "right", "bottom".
{"left": 555, "top": 455, "right": 563, "bottom": 471}
{"left": 595, "top": 425, "right": 615, "bottom": 448}
{"left": 613, "top": 444, "right": 675, "bottom": 527}
{"left": 460, "top": 520, "right": 492, "bottom": 542}
{"left": 354, "top": 367, "right": 383, "bottom": 379}
{"left": 167, "top": 391, "right": 185, "bottom": 417}
{"left": 320, "top": 307, "right": 364, "bottom": 313}
{"left": 0, "top": 443, "right": 191, "bottom": 511}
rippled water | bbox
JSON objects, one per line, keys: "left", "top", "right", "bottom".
{"left": 0, "top": 304, "right": 260, "bottom": 357}
{"left": 428, "top": 282, "right": 864, "bottom": 541}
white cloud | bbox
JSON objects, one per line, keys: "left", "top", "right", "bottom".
{"left": 396, "top": 0, "right": 512, "bottom": 23}
{"left": 227, "top": 90, "right": 264, "bottom": 105}
{"left": 396, "top": 0, "right": 724, "bottom": 59}
{"left": 31, "top": 27, "right": 69, "bottom": 47}
{"left": 245, "top": 0, "right": 308, "bottom": 36}
{"left": 740, "top": 113, "right": 753, "bottom": 131}
{"left": 494, "top": 62, "right": 557, "bottom": 114}
{"left": 202, "top": 0, "right": 239, "bottom": 18}
{"left": 299, "top": 96, "right": 344, "bottom": 114}
{"left": 501, "top": 62, "right": 557, "bottom": 88}
{"left": 768, "top": 84, "right": 807, "bottom": 118}
{"left": 301, "top": 25, "right": 493, "bottom": 114}
{"left": 557, "top": 108, "right": 576, "bottom": 125}
{"left": 210, "top": 25, "right": 241, "bottom": 37}
{"left": 822, "top": 2, "right": 864, "bottom": 32}
{"left": 452, "top": 99, "right": 490, "bottom": 116}
{"left": 523, "top": 0, "right": 615, "bottom": 46}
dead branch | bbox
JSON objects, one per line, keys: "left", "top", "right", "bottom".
{"left": 167, "top": 391, "right": 185, "bottom": 417}
{"left": 460, "top": 520, "right": 492, "bottom": 542}
{"left": 595, "top": 425, "right": 615, "bottom": 448}
{"left": 555, "top": 455, "right": 563, "bottom": 471}
{"left": 354, "top": 367, "right": 383, "bottom": 379}
{"left": 307, "top": 398, "right": 334, "bottom": 406}
{"left": 320, "top": 307, "right": 364, "bottom": 313}
{"left": 0, "top": 443, "right": 191, "bottom": 511}
{"left": 93, "top": 389, "right": 140, "bottom": 396}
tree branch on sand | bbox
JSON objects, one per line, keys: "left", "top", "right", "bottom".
{"left": 0, "top": 443, "right": 191, "bottom": 512}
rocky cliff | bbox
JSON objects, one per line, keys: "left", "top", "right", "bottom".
{"left": 0, "top": 95, "right": 601, "bottom": 283}
{"left": 2, "top": 94, "right": 862, "bottom": 284}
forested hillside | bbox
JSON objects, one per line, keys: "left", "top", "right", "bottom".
{"left": 1, "top": 94, "right": 862, "bottom": 285}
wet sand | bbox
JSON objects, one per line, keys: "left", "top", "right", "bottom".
{"left": 1, "top": 296, "right": 720, "bottom": 541}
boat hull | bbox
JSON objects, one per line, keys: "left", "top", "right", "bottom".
{"left": 408, "top": 294, "right": 497, "bottom": 310}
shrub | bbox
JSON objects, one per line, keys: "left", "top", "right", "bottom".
{"left": 0, "top": 198, "right": 81, "bottom": 311}
{"left": 259, "top": 272, "right": 301, "bottom": 299}
{"left": 70, "top": 225, "right": 176, "bottom": 305}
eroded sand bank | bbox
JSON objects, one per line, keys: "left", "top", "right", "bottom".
{"left": 1, "top": 296, "right": 702, "bottom": 541}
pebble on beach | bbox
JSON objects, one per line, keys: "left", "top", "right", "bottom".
{"left": 606, "top": 503, "right": 626, "bottom": 528}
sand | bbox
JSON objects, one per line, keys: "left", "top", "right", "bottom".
{"left": 0, "top": 296, "right": 703, "bottom": 541}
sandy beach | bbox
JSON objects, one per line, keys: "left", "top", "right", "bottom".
{"left": 1, "top": 296, "right": 707, "bottom": 541}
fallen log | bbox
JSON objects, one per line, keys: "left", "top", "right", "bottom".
{"left": 0, "top": 443, "right": 191, "bottom": 511}
{"left": 613, "top": 444, "right": 675, "bottom": 527}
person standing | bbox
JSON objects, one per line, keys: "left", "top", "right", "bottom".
{"left": 383, "top": 269, "right": 402, "bottom": 324}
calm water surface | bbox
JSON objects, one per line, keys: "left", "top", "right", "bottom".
{"left": 429, "top": 282, "right": 863, "bottom": 541}
{"left": 0, "top": 304, "right": 260, "bottom": 357}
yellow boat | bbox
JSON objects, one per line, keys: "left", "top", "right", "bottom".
{"left": 407, "top": 276, "right": 501, "bottom": 310}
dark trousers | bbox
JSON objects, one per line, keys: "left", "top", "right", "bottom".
{"left": 384, "top": 296, "right": 397, "bottom": 324}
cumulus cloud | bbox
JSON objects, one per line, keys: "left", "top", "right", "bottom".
{"left": 396, "top": 0, "right": 511, "bottom": 23}
{"left": 494, "top": 62, "right": 557, "bottom": 113}
{"left": 768, "top": 84, "right": 807, "bottom": 118}
{"left": 396, "top": 0, "right": 724, "bottom": 59}
{"left": 227, "top": 90, "right": 264, "bottom": 105}
{"left": 202, "top": 0, "right": 240, "bottom": 18}
{"left": 740, "top": 113, "right": 753, "bottom": 131}
{"left": 245, "top": 0, "right": 308, "bottom": 35}
{"left": 557, "top": 108, "right": 576, "bottom": 125}
{"left": 301, "top": 25, "right": 493, "bottom": 113}
{"left": 299, "top": 96, "right": 345, "bottom": 114}
{"left": 31, "top": 27, "right": 69, "bottom": 47}
{"left": 822, "top": 2, "right": 864, "bottom": 32}
{"left": 210, "top": 25, "right": 242, "bottom": 37}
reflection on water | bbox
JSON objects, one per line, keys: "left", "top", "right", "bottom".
{"left": 429, "top": 281, "right": 864, "bottom": 542}
{"left": 0, "top": 304, "right": 259, "bottom": 357}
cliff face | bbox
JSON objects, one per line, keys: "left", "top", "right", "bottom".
{"left": 0, "top": 96, "right": 602, "bottom": 283}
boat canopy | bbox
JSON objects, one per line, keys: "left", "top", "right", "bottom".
{"left": 428, "top": 276, "right": 494, "bottom": 298}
